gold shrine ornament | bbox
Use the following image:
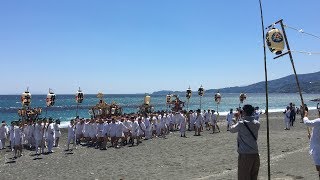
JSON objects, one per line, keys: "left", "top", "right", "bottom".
{"left": 21, "top": 89, "right": 31, "bottom": 106}
{"left": 76, "top": 88, "right": 84, "bottom": 103}
{"left": 46, "top": 89, "right": 56, "bottom": 107}
{"left": 266, "top": 28, "right": 285, "bottom": 55}
{"left": 214, "top": 92, "right": 221, "bottom": 104}
{"left": 144, "top": 95, "right": 151, "bottom": 105}
{"left": 186, "top": 87, "right": 192, "bottom": 99}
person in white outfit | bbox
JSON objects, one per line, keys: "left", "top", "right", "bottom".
{"left": 13, "top": 121, "right": 23, "bottom": 158}
{"left": 54, "top": 120, "right": 61, "bottom": 147}
{"left": 143, "top": 115, "right": 151, "bottom": 140}
{"left": 75, "top": 119, "right": 84, "bottom": 145}
{"left": 117, "top": 118, "right": 128, "bottom": 147}
{"left": 88, "top": 119, "right": 97, "bottom": 146}
{"left": 34, "top": 120, "right": 43, "bottom": 155}
{"left": 303, "top": 109, "right": 320, "bottom": 179}
{"left": 210, "top": 110, "right": 220, "bottom": 133}
{"left": 109, "top": 118, "right": 118, "bottom": 147}
{"left": 226, "top": 109, "right": 234, "bottom": 131}
{"left": 178, "top": 111, "right": 187, "bottom": 137}
{"left": 130, "top": 117, "right": 140, "bottom": 146}
{"left": 96, "top": 119, "right": 105, "bottom": 149}
{"left": 0, "top": 121, "right": 8, "bottom": 149}
{"left": 46, "top": 119, "right": 55, "bottom": 153}
{"left": 9, "top": 122, "right": 15, "bottom": 152}
{"left": 204, "top": 110, "right": 211, "bottom": 131}
{"left": 194, "top": 109, "right": 203, "bottom": 136}
{"left": 67, "top": 120, "right": 76, "bottom": 151}
{"left": 283, "top": 106, "right": 291, "bottom": 130}
{"left": 82, "top": 119, "right": 90, "bottom": 144}
{"left": 138, "top": 118, "right": 146, "bottom": 141}
{"left": 27, "top": 121, "right": 35, "bottom": 149}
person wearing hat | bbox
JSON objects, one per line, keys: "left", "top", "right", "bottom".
{"left": 230, "top": 104, "right": 260, "bottom": 180}
{"left": 303, "top": 109, "right": 320, "bottom": 178}
{"left": 46, "top": 118, "right": 54, "bottom": 153}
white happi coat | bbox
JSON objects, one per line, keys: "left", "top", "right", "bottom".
{"left": 103, "top": 123, "right": 110, "bottom": 137}
{"left": 9, "top": 125, "right": 15, "bottom": 142}
{"left": 83, "top": 122, "right": 90, "bottom": 137}
{"left": 138, "top": 122, "right": 146, "bottom": 136}
{"left": 210, "top": 113, "right": 217, "bottom": 125}
{"left": 131, "top": 121, "right": 139, "bottom": 137}
{"left": 304, "top": 117, "right": 320, "bottom": 165}
{"left": 97, "top": 123, "right": 105, "bottom": 138}
{"left": 68, "top": 124, "right": 75, "bottom": 139}
{"left": 13, "top": 126, "right": 22, "bottom": 146}
{"left": 109, "top": 122, "right": 118, "bottom": 137}
{"left": 54, "top": 123, "right": 61, "bottom": 138}
{"left": 47, "top": 123, "right": 54, "bottom": 141}
{"left": 194, "top": 114, "right": 204, "bottom": 128}
{"left": 76, "top": 122, "right": 84, "bottom": 136}
{"left": 117, "top": 122, "right": 126, "bottom": 138}
{"left": 33, "top": 124, "right": 43, "bottom": 141}
{"left": 178, "top": 114, "right": 187, "bottom": 132}
{"left": 204, "top": 111, "right": 211, "bottom": 123}
{"left": 88, "top": 123, "right": 97, "bottom": 138}
{"left": 284, "top": 110, "right": 291, "bottom": 123}
{"left": 0, "top": 124, "right": 7, "bottom": 140}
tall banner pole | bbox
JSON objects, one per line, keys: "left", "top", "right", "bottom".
{"left": 258, "top": 0, "right": 270, "bottom": 179}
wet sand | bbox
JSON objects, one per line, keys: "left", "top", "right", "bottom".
{"left": 0, "top": 110, "right": 318, "bottom": 180}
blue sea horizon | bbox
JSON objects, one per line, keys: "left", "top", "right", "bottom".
{"left": 1, "top": 93, "right": 319, "bottom": 125}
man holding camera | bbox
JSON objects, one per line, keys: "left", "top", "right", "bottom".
{"left": 230, "top": 104, "right": 260, "bottom": 180}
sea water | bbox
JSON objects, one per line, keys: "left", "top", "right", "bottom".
{"left": 0, "top": 93, "right": 319, "bottom": 126}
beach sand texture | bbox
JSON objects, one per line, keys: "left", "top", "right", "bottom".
{"left": 0, "top": 111, "right": 318, "bottom": 180}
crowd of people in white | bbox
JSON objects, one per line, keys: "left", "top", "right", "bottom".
{"left": 0, "top": 108, "right": 262, "bottom": 159}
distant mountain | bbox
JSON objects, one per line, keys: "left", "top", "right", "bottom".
{"left": 152, "top": 71, "right": 320, "bottom": 95}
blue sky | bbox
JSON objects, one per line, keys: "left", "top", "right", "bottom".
{"left": 0, "top": 0, "right": 319, "bottom": 94}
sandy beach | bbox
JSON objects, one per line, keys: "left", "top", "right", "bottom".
{"left": 0, "top": 110, "right": 318, "bottom": 180}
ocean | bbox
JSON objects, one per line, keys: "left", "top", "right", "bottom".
{"left": 1, "top": 93, "right": 319, "bottom": 126}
